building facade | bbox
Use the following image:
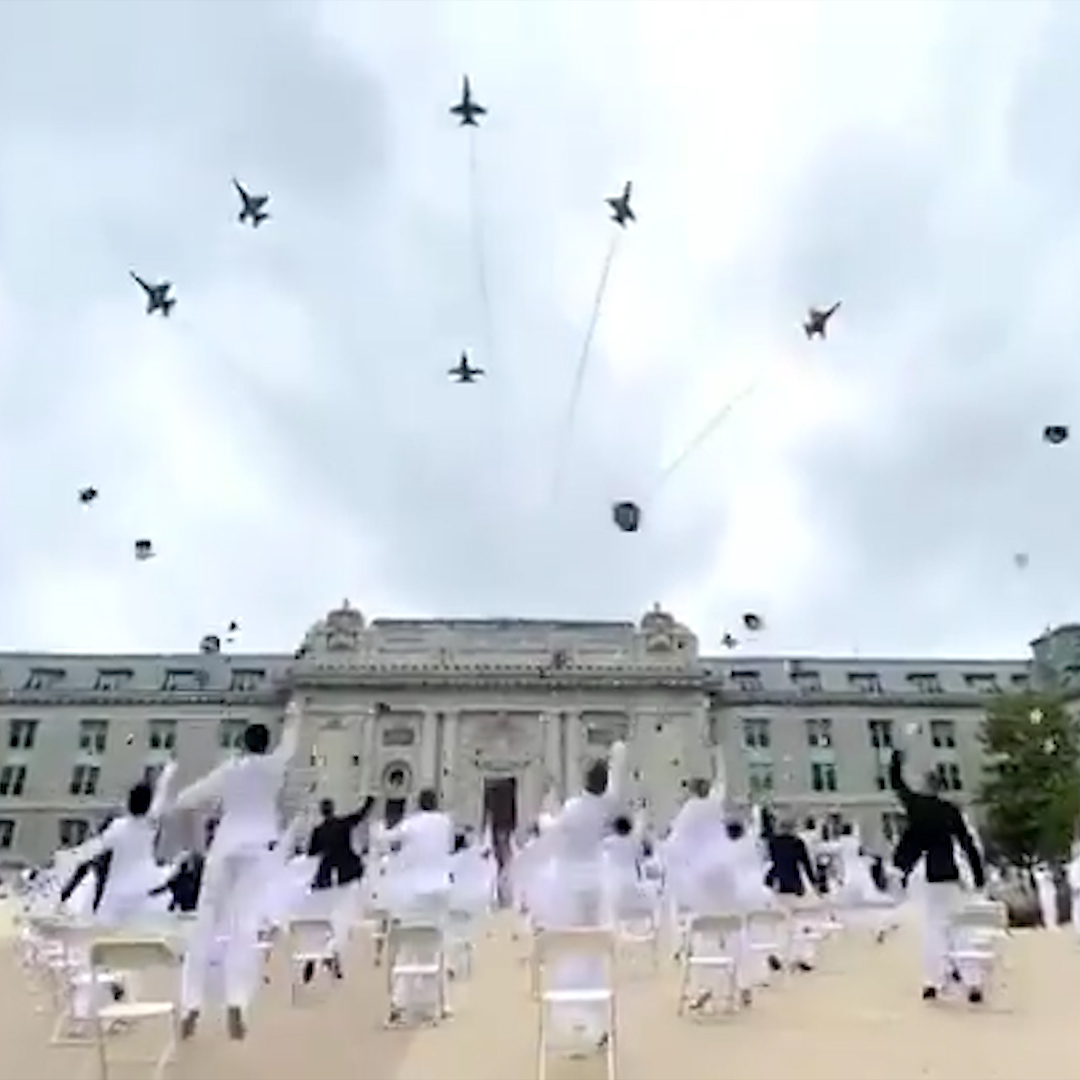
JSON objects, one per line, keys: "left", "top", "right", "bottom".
{"left": 1, "top": 599, "right": 1072, "bottom": 867}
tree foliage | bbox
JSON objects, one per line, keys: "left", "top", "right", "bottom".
{"left": 978, "top": 692, "right": 1080, "bottom": 865}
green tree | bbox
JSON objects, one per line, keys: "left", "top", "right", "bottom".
{"left": 978, "top": 692, "right": 1080, "bottom": 865}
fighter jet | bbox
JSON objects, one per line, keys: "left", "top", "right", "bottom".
{"left": 450, "top": 76, "right": 487, "bottom": 127}
{"left": 233, "top": 178, "right": 270, "bottom": 227}
{"left": 78, "top": 486, "right": 98, "bottom": 505}
{"left": 803, "top": 302, "right": 841, "bottom": 339}
{"left": 449, "top": 352, "right": 484, "bottom": 383}
{"left": 606, "top": 181, "right": 635, "bottom": 227}
{"left": 720, "top": 632, "right": 738, "bottom": 649}
{"left": 130, "top": 272, "right": 175, "bottom": 317}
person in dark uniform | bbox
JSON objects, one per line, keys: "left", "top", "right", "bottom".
{"left": 765, "top": 818, "right": 821, "bottom": 972}
{"left": 302, "top": 795, "right": 377, "bottom": 984}
{"left": 889, "top": 748, "right": 986, "bottom": 1003}
{"left": 308, "top": 796, "right": 377, "bottom": 889}
{"left": 148, "top": 851, "right": 204, "bottom": 913}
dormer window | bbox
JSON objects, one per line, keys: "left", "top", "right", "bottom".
{"left": 730, "top": 670, "right": 763, "bottom": 692}
{"left": 908, "top": 672, "right": 942, "bottom": 695}
{"left": 963, "top": 672, "right": 1000, "bottom": 694}
{"left": 792, "top": 669, "right": 822, "bottom": 694}
{"left": 95, "top": 669, "right": 133, "bottom": 692}
{"left": 163, "top": 669, "right": 208, "bottom": 692}
{"left": 24, "top": 668, "right": 65, "bottom": 691}
{"left": 229, "top": 669, "right": 264, "bottom": 693}
{"left": 848, "top": 672, "right": 882, "bottom": 695}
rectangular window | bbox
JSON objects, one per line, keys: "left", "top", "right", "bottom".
{"left": 69, "top": 764, "right": 100, "bottom": 797}
{"left": 935, "top": 761, "right": 963, "bottom": 791}
{"left": 0, "top": 818, "right": 14, "bottom": 849}
{"left": 868, "top": 719, "right": 894, "bottom": 750}
{"left": 730, "top": 670, "right": 763, "bottom": 692}
{"left": 806, "top": 718, "right": 834, "bottom": 749}
{"left": 163, "top": 669, "right": 208, "bottom": 692}
{"left": 881, "top": 811, "right": 907, "bottom": 842}
{"left": 78, "top": 719, "right": 109, "bottom": 755}
{"left": 849, "top": 672, "right": 883, "bottom": 695}
{"left": 142, "top": 763, "right": 163, "bottom": 786}
{"left": 930, "top": 719, "right": 957, "bottom": 750}
{"left": 94, "top": 669, "right": 133, "bottom": 692}
{"left": 24, "top": 667, "right": 65, "bottom": 691}
{"left": 218, "top": 718, "right": 247, "bottom": 751}
{"left": 874, "top": 765, "right": 889, "bottom": 791}
{"left": 811, "top": 761, "right": 837, "bottom": 792}
{"left": 229, "top": 669, "right": 265, "bottom": 693}
{"left": 7, "top": 718, "right": 37, "bottom": 750}
{"left": 963, "top": 673, "right": 1000, "bottom": 694}
{"left": 0, "top": 765, "right": 27, "bottom": 797}
{"left": 58, "top": 818, "right": 89, "bottom": 847}
{"left": 792, "top": 670, "right": 822, "bottom": 694}
{"left": 741, "top": 718, "right": 771, "bottom": 750}
{"left": 908, "top": 672, "right": 943, "bottom": 694}
{"left": 148, "top": 719, "right": 177, "bottom": 752}
{"left": 747, "top": 761, "right": 774, "bottom": 795}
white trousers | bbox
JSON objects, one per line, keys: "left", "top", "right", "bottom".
{"left": 922, "top": 881, "right": 977, "bottom": 989}
{"left": 181, "top": 849, "right": 265, "bottom": 1013}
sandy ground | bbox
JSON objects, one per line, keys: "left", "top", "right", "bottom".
{"left": 3, "top": 910, "right": 1080, "bottom": 1080}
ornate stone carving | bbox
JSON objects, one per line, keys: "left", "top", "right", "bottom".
{"left": 639, "top": 602, "right": 697, "bottom": 658}
{"left": 326, "top": 599, "right": 364, "bottom": 651}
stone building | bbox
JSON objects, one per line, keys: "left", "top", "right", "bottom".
{"left": 0, "top": 599, "right": 1068, "bottom": 867}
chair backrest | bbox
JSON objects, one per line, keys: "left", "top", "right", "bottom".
{"left": 952, "top": 901, "right": 1007, "bottom": 931}
{"left": 689, "top": 912, "right": 744, "bottom": 935}
{"left": 534, "top": 926, "right": 615, "bottom": 965}
{"left": 89, "top": 936, "right": 179, "bottom": 973}
{"left": 288, "top": 918, "right": 335, "bottom": 952}
{"left": 388, "top": 921, "right": 443, "bottom": 949}
{"left": 746, "top": 907, "right": 787, "bottom": 929}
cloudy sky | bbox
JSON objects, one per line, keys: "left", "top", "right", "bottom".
{"left": 0, "top": 0, "right": 1076, "bottom": 660}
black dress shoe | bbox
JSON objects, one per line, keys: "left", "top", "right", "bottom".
{"left": 226, "top": 1006, "right": 246, "bottom": 1041}
{"left": 180, "top": 1010, "right": 199, "bottom": 1040}
{"left": 767, "top": 954, "right": 783, "bottom": 972}
{"left": 968, "top": 988, "right": 984, "bottom": 1004}
{"left": 302, "top": 960, "right": 315, "bottom": 984}
{"left": 922, "top": 986, "right": 937, "bottom": 1001}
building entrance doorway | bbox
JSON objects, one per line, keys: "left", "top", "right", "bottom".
{"left": 384, "top": 797, "right": 407, "bottom": 829}
{"left": 483, "top": 776, "right": 517, "bottom": 905}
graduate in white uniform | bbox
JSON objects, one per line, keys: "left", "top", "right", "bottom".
{"left": 1066, "top": 843, "right": 1080, "bottom": 937}
{"left": 170, "top": 701, "right": 302, "bottom": 1040}
{"left": 66, "top": 762, "right": 178, "bottom": 925}
{"left": 531, "top": 740, "right": 628, "bottom": 1051}
{"left": 1033, "top": 863, "right": 1059, "bottom": 929}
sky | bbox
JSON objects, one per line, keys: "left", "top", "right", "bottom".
{"left": 0, "top": 0, "right": 1077, "bottom": 660}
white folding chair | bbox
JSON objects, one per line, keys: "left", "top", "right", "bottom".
{"left": 946, "top": 899, "right": 1009, "bottom": 998}
{"left": 445, "top": 907, "right": 476, "bottom": 979}
{"left": 286, "top": 918, "right": 338, "bottom": 1004}
{"left": 361, "top": 906, "right": 391, "bottom": 966}
{"left": 385, "top": 920, "right": 448, "bottom": 1026}
{"left": 677, "top": 912, "right": 744, "bottom": 1016}
{"left": 87, "top": 936, "right": 181, "bottom": 1080}
{"left": 745, "top": 907, "right": 789, "bottom": 984}
{"left": 533, "top": 927, "right": 617, "bottom": 1080}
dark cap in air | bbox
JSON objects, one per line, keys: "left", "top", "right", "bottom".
{"left": 78, "top": 486, "right": 98, "bottom": 504}
{"left": 134, "top": 539, "right": 154, "bottom": 561}
{"left": 612, "top": 500, "right": 641, "bottom": 533}
{"left": 227, "top": 620, "right": 239, "bottom": 634}
{"left": 1043, "top": 425, "right": 1069, "bottom": 445}
{"left": 742, "top": 612, "right": 764, "bottom": 632}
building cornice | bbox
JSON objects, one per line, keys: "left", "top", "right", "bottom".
{"left": 710, "top": 689, "right": 1002, "bottom": 709}
{"left": 0, "top": 689, "right": 290, "bottom": 709}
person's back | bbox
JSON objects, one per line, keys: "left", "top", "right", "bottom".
{"left": 889, "top": 750, "right": 984, "bottom": 887}
{"left": 767, "top": 829, "right": 815, "bottom": 896}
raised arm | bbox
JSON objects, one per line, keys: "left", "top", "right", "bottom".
{"left": 342, "top": 795, "right": 377, "bottom": 829}
{"left": 149, "top": 760, "right": 178, "bottom": 818}
{"left": 172, "top": 760, "right": 229, "bottom": 813}
{"left": 270, "top": 700, "right": 304, "bottom": 767}
{"left": 605, "top": 740, "right": 629, "bottom": 805}
{"left": 888, "top": 749, "right": 915, "bottom": 809}
{"left": 950, "top": 806, "right": 986, "bottom": 889}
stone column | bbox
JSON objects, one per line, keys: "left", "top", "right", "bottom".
{"left": 540, "top": 710, "right": 560, "bottom": 797}
{"left": 360, "top": 707, "right": 379, "bottom": 795}
{"left": 564, "top": 710, "right": 583, "bottom": 794}
{"left": 442, "top": 709, "right": 460, "bottom": 812}
{"left": 420, "top": 709, "right": 439, "bottom": 787}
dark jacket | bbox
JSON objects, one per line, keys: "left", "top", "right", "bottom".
{"left": 308, "top": 797, "right": 377, "bottom": 890}
{"left": 766, "top": 833, "right": 817, "bottom": 897}
{"left": 149, "top": 853, "right": 204, "bottom": 912}
{"left": 59, "top": 850, "right": 112, "bottom": 911}
{"left": 889, "top": 750, "right": 985, "bottom": 888}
